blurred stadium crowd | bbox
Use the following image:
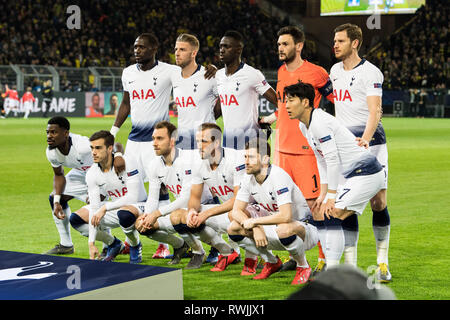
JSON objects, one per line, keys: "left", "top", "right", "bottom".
{"left": 0, "top": 0, "right": 448, "bottom": 112}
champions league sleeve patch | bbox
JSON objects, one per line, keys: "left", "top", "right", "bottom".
{"left": 262, "top": 79, "right": 267, "bottom": 86}
{"left": 127, "top": 169, "right": 139, "bottom": 177}
{"left": 236, "top": 164, "right": 246, "bottom": 171}
{"left": 277, "top": 187, "right": 289, "bottom": 195}
{"left": 185, "top": 170, "right": 191, "bottom": 175}
{"left": 319, "top": 135, "right": 332, "bottom": 143}
{"left": 373, "top": 83, "right": 382, "bottom": 88}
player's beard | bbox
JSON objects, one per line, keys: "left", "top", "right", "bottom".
{"left": 279, "top": 48, "right": 296, "bottom": 64}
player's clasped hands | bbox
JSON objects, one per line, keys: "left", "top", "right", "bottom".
{"left": 320, "top": 198, "right": 336, "bottom": 220}
{"left": 186, "top": 208, "right": 199, "bottom": 228}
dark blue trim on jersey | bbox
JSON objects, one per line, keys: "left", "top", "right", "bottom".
{"left": 344, "top": 155, "right": 383, "bottom": 179}
{"left": 191, "top": 64, "right": 201, "bottom": 76}
{"left": 353, "top": 58, "right": 366, "bottom": 69}
{"left": 162, "top": 148, "right": 180, "bottom": 165}
{"left": 348, "top": 123, "right": 387, "bottom": 146}
{"left": 262, "top": 164, "right": 272, "bottom": 184}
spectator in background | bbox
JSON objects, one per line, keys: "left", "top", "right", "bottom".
{"left": 433, "top": 83, "right": 446, "bottom": 118}
{"left": 417, "top": 89, "right": 428, "bottom": 118}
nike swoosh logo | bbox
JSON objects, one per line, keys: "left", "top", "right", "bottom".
{"left": 98, "top": 183, "right": 105, "bottom": 187}
{"left": 202, "top": 177, "right": 210, "bottom": 181}
{"left": 157, "top": 176, "right": 165, "bottom": 179}
{"left": 173, "top": 86, "right": 178, "bottom": 88}
{"left": 128, "top": 81, "right": 135, "bottom": 84}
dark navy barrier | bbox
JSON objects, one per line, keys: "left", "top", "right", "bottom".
{"left": 0, "top": 250, "right": 183, "bottom": 300}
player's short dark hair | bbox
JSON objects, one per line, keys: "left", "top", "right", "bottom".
{"left": 155, "top": 120, "right": 177, "bottom": 139}
{"left": 277, "top": 26, "right": 305, "bottom": 43}
{"left": 176, "top": 33, "right": 200, "bottom": 50}
{"left": 334, "top": 23, "right": 363, "bottom": 51}
{"left": 138, "top": 33, "right": 159, "bottom": 48}
{"left": 245, "top": 136, "right": 271, "bottom": 159}
{"left": 284, "top": 82, "right": 315, "bottom": 108}
{"left": 48, "top": 116, "right": 70, "bottom": 131}
{"left": 198, "top": 122, "right": 222, "bottom": 142}
{"left": 89, "top": 130, "right": 114, "bottom": 148}
{"left": 223, "top": 30, "right": 244, "bottom": 47}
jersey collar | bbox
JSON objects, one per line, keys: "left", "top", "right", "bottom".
{"left": 161, "top": 147, "right": 180, "bottom": 166}
{"left": 352, "top": 58, "right": 366, "bottom": 69}
{"left": 136, "top": 60, "right": 158, "bottom": 72}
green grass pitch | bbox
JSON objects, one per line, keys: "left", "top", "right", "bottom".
{"left": 0, "top": 116, "right": 449, "bottom": 300}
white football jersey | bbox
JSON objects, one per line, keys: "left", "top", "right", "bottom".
{"left": 299, "top": 108, "right": 383, "bottom": 191}
{"left": 236, "top": 165, "right": 310, "bottom": 222}
{"left": 122, "top": 61, "right": 180, "bottom": 142}
{"left": 171, "top": 65, "right": 218, "bottom": 136}
{"left": 191, "top": 147, "right": 246, "bottom": 203}
{"left": 330, "top": 59, "right": 386, "bottom": 143}
{"left": 215, "top": 63, "right": 271, "bottom": 148}
{"left": 46, "top": 133, "right": 93, "bottom": 172}
{"left": 145, "top": 148, "right": 210, "bottom": 215}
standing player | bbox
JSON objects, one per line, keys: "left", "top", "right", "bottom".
{"left": 215, "top": 30, "right": 277, "bottom": 150}
{"left": 45, "top": 116, "right": 123, "bottom": 255}
{"left": 331, "top": 23, "right": 391, "bottom": 281}
{"left": 260, "top": 26, "right": 334, "bottom": 272}
{"left": 82, "top": 131, "right": 146, "bottom": 263}
{"left": 172, "top": 33, "right": 221, "bottom": 150}
{"left": 135, "top": 121, "right": 209, "bottom": 267}
{"left": 284, "top": 81, "right": 385, "bottom": 269}
{"left": 228, "top": 137, "right": 318, "bottom": 284}
{"left": 22, "top": 87, "right": 36, "bottom": 119}
{"left": 169, "top": 123, "right": 245, "bottom": 271}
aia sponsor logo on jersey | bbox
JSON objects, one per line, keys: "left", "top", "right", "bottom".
{"left": 175, "top": 96, "right": 197, "bottom": 108}
{"left": 258, "top": 202, "right": 278, "bottom": 212}
{"left": 219, "top": 94, "right": 239, "bottom": 106}
{"left": 108, "top": 187, "right": 128, "bottom": 198}
{"left": 209, "top": 185, "right": 233, "bottom": 197}
{"left": 131, "top": 89, "right": 156, "bottom": 100}
{"left": 333, "top": 89, "right": 352, "bottom": 102}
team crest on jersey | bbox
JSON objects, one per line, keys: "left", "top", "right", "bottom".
{"left": 276, "top": 187, "right": 289, "bottom": 195}
{"left": 235, "top": 82, "right": 241, "bottom": 91}
{"left": 350, "top": 76, "right": 356, "bottom": 86}
{"left": 153, "top": 77, "right": 157, "bottom": 86}
{"left": 193, "top": 83, "right": 198, "bottom": 92}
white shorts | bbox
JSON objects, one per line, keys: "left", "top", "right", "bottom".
{"left": 335, "top": 169, "right": 386, "bottom": 215}
{"left": 262, "top": 222, "right": 318, "bottom": 252}
{"left": 370, "top": 143, "right": 388, "bottom": 189}
{"left": 63, "top": 169, "right": 89, "bottom": 203}
{"left": 199, "top": 204, "right": 231, "bottom": 234}
{"left": 124, "top": 139, "right": 157, "bottom": 182}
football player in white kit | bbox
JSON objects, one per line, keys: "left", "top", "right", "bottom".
{"left": 135, "top": 121, "right": 212, "bottom": 267}
{"left": 331, "top": 23, "right": 391, "bottom": 281}
{"left": 77, "top": 131, "right": 147, "bottom": 263}
{"left": 172, "top": 33, "right": 221, "bottom": 150}
{"left": 45, "top": 117, "right": 123, "bottom": 255}
{"left": 284, "top": 82, "right": 385, "bottom": 271}
{"left": 215, "top": 30, "right": 278, "bottom": 150}
{"left": 169, "top": 123, "right": 246, "bottom": 271}
{"left": 228, "top": 137, "right": 318, "bottom": 284}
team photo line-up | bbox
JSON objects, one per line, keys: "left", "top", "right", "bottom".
{"left": 45, "top": 22, "right": 391, "bottom": 286}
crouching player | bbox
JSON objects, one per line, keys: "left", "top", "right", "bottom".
{"left": 228, "top": 137, "right": 318, "bottom": 284}
{"left": 70, "top": 130, "right": 146, "bottom": 263}
{"left": 135, "top": 121, "right": 210, "bottom": 267}
{"left": 284, "top": 82, "right": 385, "bottom": 268}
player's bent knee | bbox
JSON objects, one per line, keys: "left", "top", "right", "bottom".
{"left": 117, "top": 210, "right": 137, "bottom": 228}
{"left": 69, "top": 212, "right": 86, "bottom": 228}
{"left": 227, "top": 220, "right": 242, "bottom": 235}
